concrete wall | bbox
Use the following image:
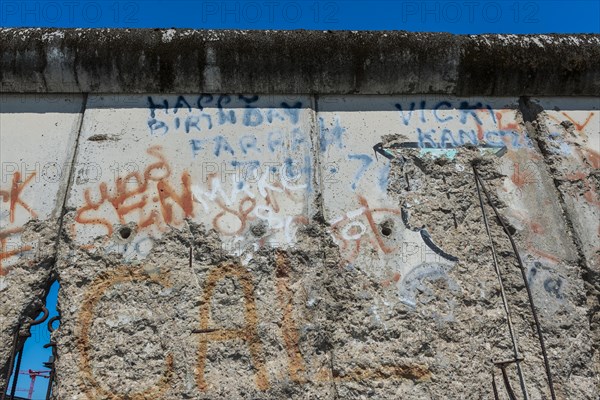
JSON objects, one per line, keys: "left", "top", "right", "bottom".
{"left": 1, "top": 30, "right": 599, "bottom": 400}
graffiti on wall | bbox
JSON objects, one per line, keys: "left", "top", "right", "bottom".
{"left": 78, "top": 266, "right": 175, "bottom": 398}
{"left": 0, "top": 171, "right": 37, "bottom": 275}
{"left": 77, "top": 260, "right": 432, "bottom": 397}
{"left": 72, "top": 146, "right": 194, "bottom": 241}
{"left": 317, "top": 104, "right": 464, "bottom": 313}
{"left": 547, "top": 111, "right": 596, "bottom": 136}
{"left": 392, "top": 101, "right": 532, "bottom": 150}
{"left": 70, "top": 145, "right": 311, "bottom": 256}
{"left": 329, "top": 195, "right": 402, "bottom": 263}
{"left": 147, "top": 95, "right": 302, "bottom": 131}
{"left": 63, "top": 94, "right": 314, "bottom": 260}
{"left": 553, "top": 123, "right": 600, "bottom": 210}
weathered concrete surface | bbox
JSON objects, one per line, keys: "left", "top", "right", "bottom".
{"left": 0, "top": 94, "right": 83, "bottom": 391}
{"left": 522, "top": 97, "right": 600, "bottom": 389}
{"left": 319, "top": 96, "right": 597, "bottom": 399}
{"left": 2, "top": 93, "right": 598, "bottom": 399}
{"left": 1, "top": 29, "right": 599, "bottom": 96}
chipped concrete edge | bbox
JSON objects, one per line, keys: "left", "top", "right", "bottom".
{"left": 1, "top": 29, "right": 599, "bottom": 96}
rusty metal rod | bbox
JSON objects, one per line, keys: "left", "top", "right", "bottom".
{"left": 494, "top": 357, "right": 524, "bottom": 366}
{"left": 42, "top": 343, "right": 56, "bottom": 400}
{"left": 47, "top": 316, "right": 60, "bottom": 333}
{"left": 192, "top": 328, "right": 218, "bottom": 334}
{"left": 500, "top": 364, "right": 519, "bottom": 400}
{"left": 3, "top": 306, "right": 53, "bottom": 399}
{"left": 8, "top": 346, "right": 23, "bottom": 400}
{"left": 474, "top": 167, "right": 557, "bottom": 400}
{"left": 492, "top": 372, "right": 501, "bottom": 400}
{"left": 30, "top": 306, "right": 49, "bottom": 326}
{"left": 45, "top": 315, "right": 60, "bottom": 399}
{"left": 1, "top": 325, "right": 20, "bottom": 400}
{"left": 44, "top": 369, "right": 54, "bottom": 400}
{"left": 8, "top": 307, "right": 51, "bottom": 399}
{"left": 474, "top": 165, "right": 529, "bottom": 400}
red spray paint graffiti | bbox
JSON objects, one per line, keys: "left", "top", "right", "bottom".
{"left": 0, "top": 171, "right": 37, "bottom": 223}
{"left": 73, "top": 146, "right": 194, "bottom": 239}
{"left": 330, "top": 195, "right": 402, "bottom": 264}
{"left": 0, "top": 172, "right": 37, "bottom": 275}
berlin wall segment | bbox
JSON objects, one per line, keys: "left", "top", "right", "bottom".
{"left": 0, "top": 57, "right": 598, "bottom": 399}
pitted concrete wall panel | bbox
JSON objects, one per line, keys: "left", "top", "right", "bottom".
{"left": 66, "top": 94, "right": 316, "bottom": 259}
{"left": 0, "top": 94, "right": 83, "bottom": 391}
{"left": 1, "top": 92, "right": 598, "bottom": 399}
{"left": 525, "top": 98, "right": 600, "bottom": 376}
{"left": 532, "top": 98, "right": 600, "bottom": 269}
{"left": 0, "top": 95, "right": 83, "bottom": 228}
{"left": 316, "top": 96, "right": 597, "bottom": 398}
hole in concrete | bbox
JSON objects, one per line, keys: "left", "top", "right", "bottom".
{"left": 250, "top": 222, "right": 267, "bottom": 237}
{"left": 380, "top": 220, "right": 394, "bottom": 237}
{"left": 119, "top": 226, "right": 132, "bottom": 240}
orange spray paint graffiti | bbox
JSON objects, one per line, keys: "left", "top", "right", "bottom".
{"left": 474, "top": 109, "right": 523, "bottom": 143}
{"left": 548, "top": 111, "right": 596, "bottom": 134}
{"left": 330, "top": 195, "right": 402, "bottom": 264}
{"left": 192, "top": 168, "right": 308, "bottom": 243}
{"left": 0, "top": 171, "right": 37, "bottom": 274}
{"left": 195, "top": 263, "right": 270, "bottom": 391}
{"left": 73, "top": 146, "right": 194, "bottom": 240}
{"left": 566, "top": 171, "right": 600, "bottom": 209}
{"left": 0, "top": 227, "right": 32, "bottom": 276}
{"left": 78, "top": 266, "right": 174, "bottom": 399}
{"left": 74, "top": 260, "right": 431, "bottom": 395}
{"left": 0, "top": 171, "right": 38, "bottom": 223}
{"left": 275, "top": 250, "right": 307, "bottom": 383}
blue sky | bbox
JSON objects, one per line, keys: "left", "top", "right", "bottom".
{"left": 0, "top": 1, "right": 599, "bottom": 33}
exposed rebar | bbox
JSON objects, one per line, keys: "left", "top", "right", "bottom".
{"left": 44, "top": 369, "right": 54, "bottom": 400}
{"left": 492, "top": 372, "right": 501, "bottom": 400}
{"left": 42, "top": 344, "right": 56, "bottom": 400}
{"left": 1, "top": 324, "right": 20, "bottom": 400}
{"left": 500, "top": 364, "right": 519, "bottom": 400}
{"left": 8, "top": 347, "right": 23, "bottom": 400}
{"left": 474, "top": 165, "right": 529, "bottom": 399}
{"left": 474, "top": 166, "right": 557, "bottom": 400}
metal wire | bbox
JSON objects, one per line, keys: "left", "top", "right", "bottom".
{"left": 474, "top": 166, "right": 557, "bottom": 400}
{"left": 2, "top": 306, "right": 53, "bottom": 400}
{"left": 1, "top": 324, "right": 20, "bottom": 400}
{"left": 474, "top": 165, "right": 529, "bottom": 399}
{"left": 8, "top": 348, "right": 24, "bottom": 400}
{"left": 500, "top": 365, "right": 519, "bottom": 400}
{"left": 492, "top": 372, "right": 501, "bottom": 400}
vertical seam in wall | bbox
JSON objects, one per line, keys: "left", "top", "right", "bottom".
{"left": 53, "top": 93, "right": 89, "bottom": 258}
{"left": 310, "top": 94, "right": 326, "bottom": 221}
{"left": 517, "top": 96, "right": 589, "bottom": 269}
{"left": 517, "top": 96, "right": 596, "bottom": 328}
{"left": 517, "top": 96, "right": 600, "bottom": 379}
